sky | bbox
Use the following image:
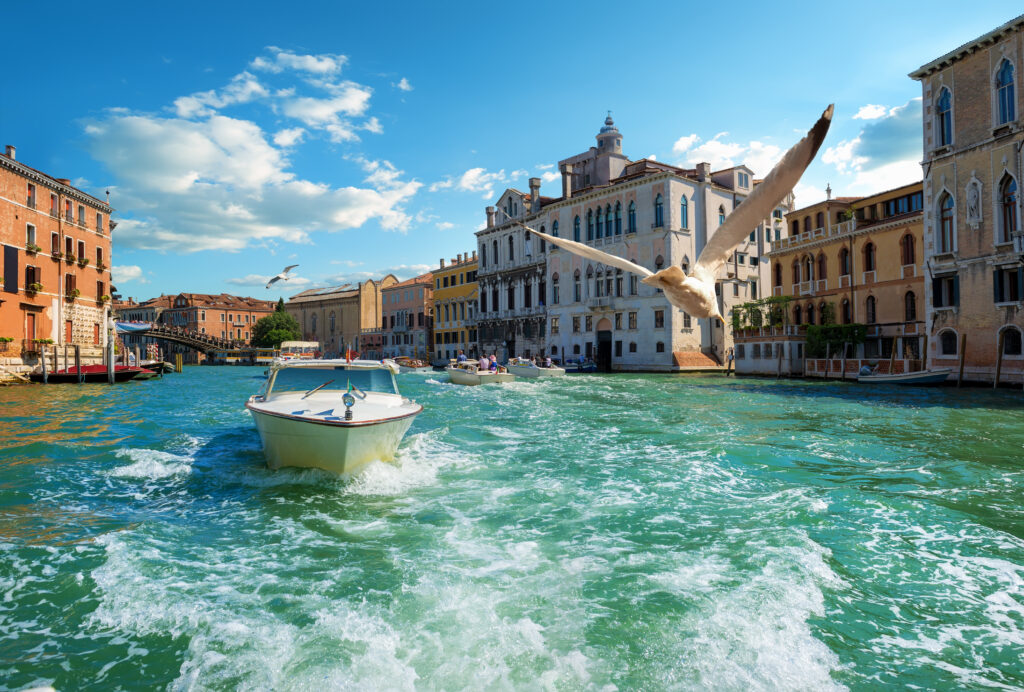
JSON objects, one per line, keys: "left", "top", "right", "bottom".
{"left": 1, "top": 1, "right": 1017, "bottom": 300}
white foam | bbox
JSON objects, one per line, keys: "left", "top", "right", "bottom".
{"left": 107, "top": 448, "right": 192, "bottom": 479}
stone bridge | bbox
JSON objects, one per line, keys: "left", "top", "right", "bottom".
{"left": 127, "top": 324, "right": 248, "bottom": 355}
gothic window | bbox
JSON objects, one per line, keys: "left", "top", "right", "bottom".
{"left": 606, "top": 205, "right": 613, "bottom": 236}
{"left": 866, "top": 295, "right": 876, "bottom": 324}
{"left": 596, "top": 208, "right": 604, "bottom": 239}
{"left": 481, "top": 244, "right": 487, "bottom": 267}
{"left": 905, "top": 291, "right": 917, "bottom": 321}
{"left": 807, "top": 304, "right": 815, "bottom": 325}
{"left": 815, "top": 211, "right": 824, "bottom": 229}
{"left": 940, "top": 330, "right": 957, "bottom": 355}
{"left": 997, "top": 59, "right": 1016, "bottom": 126}
{"left": 817, "top": 253, "right": 827, "bottom": 281}
{"left": 803, "top": 216, "right": 811, "bottom": 232}
{"left": 492, "top": 240, "right": 498, "bottom": 264}
{"left": 938, "top": 193, "right": 955, "bottom": 253}
{"left": 1003, "top": 326, "right": 1023, "bottom": 355}
{"left": 864, "top": 242, "right": 876, "bottom": 272}
{"left": 628, "top": 201, "right": 636, "bottom": 233}
{"left": 792, "top": 259, "right": 800, "bottom": 284}
{"left": 719, "top": 206, "right": 726, "bottom": 226}
{"left": 587, "top": 209, "right": 594, "bottom": 241}
{"left": 841, "top": 298, "right": 851, "bottom": 324}
{"left": 614, "top": 202, "right": 622, "bottom": 235}
{"left": 794, "top": 305, "right": 802, "bottom": 324}
{"left": 1000, "top": 175, "right": 1018, "bottom": 244}
{"left": 901, "top": 234, "right": 915, "bottom": 265}
{"left": 552, "top": 219, "right": 559, "bottom": 237}
{"left": 573, "top": 215, "right": 581, "bottom": 242}
{"left": 654, "top": 194, "right": 664, "bottom": 227}
{"left": 680, "top": 196, "right": 689, "bottom": 229}
{"left": 936, "top": 88, "right": 952, "bottom": 146}
{"left": 839, "top": 247, "right": 851, "bottom": 276}
{"left": 508, "top": 235, "right": 514, "bottom": 261}
{"left": 552, "top": 273, "right": 560, "bottom": 304}
{"left": 574, "top": 269, "right": 581, "bottom": 302}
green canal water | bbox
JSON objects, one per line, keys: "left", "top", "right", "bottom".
{"left": 1, "top": 367, "right": 1023, "bottom": 690}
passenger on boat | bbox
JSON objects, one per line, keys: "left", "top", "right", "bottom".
{"left": 545, "top": 357, "right": 553, "bottom": 368}
{"left": 490, "top": 355, "right": 498, "bottom": 372}
{"left": 457, "top": 350, "right": 467, "bottom": 363}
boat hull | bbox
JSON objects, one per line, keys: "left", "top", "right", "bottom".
{"left": 506, "top": 363, "right": 566, "bottom": 378}
{"left": 398, "top": 366, "right": 434, "bottom": 374}
{"left": 858, "top": 368, "right": 952, "bottom": 385}
{"left": 247, "top": 405, "right": 418, "bottom": 475}
{"left": 29, "top": 366, "right": 149, "bottom": 384}
{"left": 563, "top": 362, "right": 597, "bottom": 373}
{"left": 446, "top": 367, "right": 515, "bottom": 385}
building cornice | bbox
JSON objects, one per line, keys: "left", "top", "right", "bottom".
{"left": 768, "top": 214, "right": 922, "bottom": 259}
{"left": 910, "top": 13, "right": 1024, "bottom": 79}
{"left": 0, "top": 155, "right": 113, "bottom": 213}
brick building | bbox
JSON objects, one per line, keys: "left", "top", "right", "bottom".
{"left": 381, "top": 273, "right": 433, "bottom": 359}
{"left": 0, "top": 145, "right": 114, "bottom": 368}
{"left": 286, "top": 276, "right": 397, "bottom": 358}
{"left": 910, "top": 14, "right": 1024, "bottom": 384}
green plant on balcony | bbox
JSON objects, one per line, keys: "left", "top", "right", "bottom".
{"left": 66, "top": 288, "right": 81, "bottom": 301}
{"left": 26, "top": 282, "right": 43, "bottom": 294}
{"left": 64, "top": 253, "right": 76, "bottom": 264}
{"left": 96, "top": 262, "right": 107, "bottom": 272}
{"left": 51, "top": 250, "right": 62, "bottom": 260}
{"left": 77, "top": 257, "right": 90, "bottom": 268}
{"left": 100, "top": 294, "right": 111, "bottom": 303}
{"left": 25, "top": 243, "right": 41, "bottom": 254}
{"left": 33, "top": 338, "right": 54, "bottom": 345}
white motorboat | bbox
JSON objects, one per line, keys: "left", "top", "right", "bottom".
{"left": 446, "top": 363, "right": 515, "bottom": 385}
{"left": 506, "top": 357, "right": 566, "bottom": 378}
{"left": 246, "top": 359, "right": 421, "bottom": 475}
{"left": 391, "top": 356, "right": 433, "bottom": 374}
{"left": 858, "top": 367, "right": 952, "bottom": 385}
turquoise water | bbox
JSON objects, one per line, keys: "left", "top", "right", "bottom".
{"left": 1, "top": 368, "right": 1023, "bottom": 690}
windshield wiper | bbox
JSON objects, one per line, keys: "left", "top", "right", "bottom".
{"left": 302, "top": 379, "right": 335, "bottom": 399}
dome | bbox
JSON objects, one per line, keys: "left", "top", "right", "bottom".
{"left": 599, "top": 112, "right": 619, "bottom": 134}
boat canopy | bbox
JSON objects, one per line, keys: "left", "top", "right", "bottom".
{"left": 266, "top": 360, "right": 401, "bottom": 397}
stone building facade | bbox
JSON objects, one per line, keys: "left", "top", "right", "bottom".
{"left": 0, "top": 145, "right": 114, "bottom": 369}
{"left": 287, "top": 276, "right": 397, "bottom": 358}
{"left": 911, "top": 14, "right": 1024, "bottom": 384}
{"left": 735, "top": 182, "right": 925, "bottom": 377}
{"left": 432, "top": 252, "right": 478, "bottom": 362}
{"left": 380, "top": 273, "right": 433, "bottom": 359}
{"left": 477, "top": 116, "right": 787, "bottom": 370}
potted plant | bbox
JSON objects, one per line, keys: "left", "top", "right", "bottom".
{"left": 64, "top": 253, "right": 76, "bottom": 264}
{"left": 51, "top": 250, "right": 62, "bottom": 261}
{"left": 66, "top": 288, "right": 81, "bottom": 301}
{"left": 99, "top": 294, "right": 111, "bottom": 303}
{"left": 78, "top": 257, "right": 90, "bottom": 268}
{"left": 96, "top": 262, "right": 107, "bottom": 272}
{"left": 25, "top": 243, "right": 41, "bottom": 254}
{"left": 33, "top": 338, "right": 54, "bottom": 345}
{"left": 0, "top": 336, "right": 12, "bottom": 353}
{"left": 26, "top": 282, "right": 43, "bottom": 294}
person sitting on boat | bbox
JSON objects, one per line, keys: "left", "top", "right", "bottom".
{"left": 545, "top": 356, "right": 553, "bottom": 368}
{"left": 490, "top": 355, "right": 498, "bottom": 372}
{"left": 457, "top": 350, "right": 467, "bottom": 363}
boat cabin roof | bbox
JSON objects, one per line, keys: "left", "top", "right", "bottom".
{"left": 269, "top": 358, "right": 400, "bottom": 374}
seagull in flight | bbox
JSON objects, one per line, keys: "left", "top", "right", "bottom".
{"left": 519, "top": 105, "right": 834, "bottom": 322}
{"left": 266, "top": 264, "right": 299, "bottom": 289}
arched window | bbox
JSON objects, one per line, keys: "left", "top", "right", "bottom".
{"left": 552, "top": 219, "right": 559, "bottom": 237}
{"left": 900, "top": 234, "right": 915, "bottom": 265}
{"left": 628, "top": 201, "right": 636, "bottom": 233}
{"left": 807, "top": 304, "right": 815, "bottom": 325}
{"left": 614, "top": 202, "right": 622, "bottom": 235}
{"left": 792, "top": 259, "right": 800, "bottom": 284}
{"left": 573, "top": 215, "right": 581, "bottom": 242}
{"left": 1003, "top": 326, "right": 1022, "bottom": 355}
{"left": 539, "top": 226, "right": 546, "bottom": 253}
{"left": 940, "top": 330, "right": 958, "bottom": 355}
{"left": 492, "top": 239, "right": 498, "bottom": 264}
{"left": 839, "top": 247, "right": 850, "bottom": 276}
{"left": 329, "top": 312, "right": 335, "bottom": 333}
{"left": 997, "top": 59, "right": 1016, "bottom": 125}
{"left": 774, "top": 262, "right": 783, "bottom": 287}
{"left": 586, "top": 266, "right": 594, "bottom": 299}
{"left": 681, "top": 255, "right": 690, "bottom": 273}
{"left": 905, "top": 291, "right": 917, "bottom": 321}
{"left": 864, "top": 242, "right": 876, "bottom": 272}
{"left": 552, "top": 273, "right": 559, "bottom": 304}
{"left": 817, "top": 253, "right": 827, "bottom": 281}
{"left": 815, "top": 211, "right": 824, "bottom": 229}
{"left": 587, "top": 209, "right": 594, "bottom": 241}
{"left": 615, "top": 269, "right": 623, "bottom": 297}
{"left": 866, "top": 295, "right": 876, "bottom": 323}
{"left": 791, "top": 220, "right": 799, "bottom": 235}
{"left": 480, "top": 244, "right": 487, "bottom": 267}
{"left": 573, "top": 269, "right": 581, "bottom": 302}
{"left": 1001, "top": 175, "right": 1018, "bottom": 244}
{"left": 594, "top": 269, "right": 603, "bottom": 297}
{"left": 939, "top": 194, "right": 954, "bottom": 253}
{"left": 841, "top": 298, "right": 851, "bottom": 324}
{"left": 718, "top": 206, "right": 726, "bottom": 226}
{"left": 596, "top": 207, "right": 604, "bottom": 239}
{"left": 937, "top": 88, "right": 952, "bottom": 146}
{"left": 803, "top": 216, "right": 811, "bottom": 232}
{"left": 794, "top": 305, "right": 802, "bottom": 324}
{"left": 508, "top": 235, "right": 514, "bottom": 261}
{"left": 655, "top": 255, "right": 664, "bottom": 271}
{"left": 606, "top": 205, "right": 613, "bottom": 237}
{"left": 655, "top": 194, "right": 664, "bottom": 227}
{"left": 680, "top": 196, "right": 689, "bottom": 229}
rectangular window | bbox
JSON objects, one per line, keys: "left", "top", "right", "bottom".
{"left": 221, "top": 314, "right": 225, "bottom": 321}
{"left": 629, "top": 275, "right": 638, "bottom": 295}
{"left": 628, "top": 312, "right": 637, "bottom": 329}
{"left": 78, "top": 205, "right": 86, "bottom": 225}
{"left": 551, "top": 317, "right": 559, "bottom": 334}
{"left": 683, "top": 312, "right": 691, "bottom": 328}
{"left": 443, "top": 276, "right": 449, "bottom": 288}
{"left": 26, "top": 224, "right": 36, "bottom": 247}
{"left": 50, "top": 194, "right": 58, "bottom": 216}
{"left": 654, "top": 310, "right": 665, "bottom": 328}
{"left": 96, "top": 247, "right": 103, "bottom": 266}
{"left": 78, "top": 240, "right": 85, "bottom": 260}
{"left": 615, "top": 340, "right": 622, "bottom": 357}
{"left": 750, "top": 280, "right": 758, "bottom": 300}
{"left": 733, "top": 283, "right": 739, "bottom": 296}
{"left": 737, "top": 254, "right": 746, "bottom": 265}
{"left": 629, "top": 342, "right": 637, "bottom": 353}
{"left": 993, "top": 267, "right": 1023, "bottom": 303}
{"left": 97, "top": 281, "right": 104, "bottom": 300}
{"left": 97, "top": 213, "right": 103, "bottom": 233}
{"left": 572, "top": 316, "right": 580, "bottom": 333}
{"left": 65, "top": 200, "right": 73, "bottom": 221}
{"left": 26, "top": 183, "right": 35, "bottom": 208}
{"left": 614, "top": 313, "right": 622, "bottom": 330}
{"left": 933, "top": 274, "right": 959, "bottom": 308}
{"left": 65, "top": 236, "right": 73, "bottom": 257}
{"left": 585, "top": 315, "right": 593, "bottom": 332}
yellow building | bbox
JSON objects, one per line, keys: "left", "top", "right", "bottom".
{"left": 432, "top": 251, "right": 478, "bottom": 361}
{"left": 734, "top": 182, "right": 924, "bottom": 377}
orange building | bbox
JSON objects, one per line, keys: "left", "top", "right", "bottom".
{"left": 0, "top": 145, "right": 114, "bottom": 363}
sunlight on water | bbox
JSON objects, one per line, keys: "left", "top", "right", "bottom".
{"left": 1, "top": 367, "right": 1023, "bottom": 689}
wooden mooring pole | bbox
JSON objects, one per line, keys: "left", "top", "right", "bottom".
{"left": 74, "top": 345, "right": 82, "bottom": 384}
{"left": 41, "top": 345, "right": 48, "bottom": 384}
{"left": 957, "top": 334, "right": 967, "bottom": 388}
{"left": 52, "top": 345, "right": 58, "bottom": 378}
{"left": 994, "top": 330, "right": 1005, "bottom": 390}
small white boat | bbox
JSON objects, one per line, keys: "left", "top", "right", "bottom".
{"left": 858, "top": 367, "right": 952, "bottom": 385}
{"left": 246, "top": 359, "right": 421, "bottom": 475}
{"left": 392, "top": 356, "right": 433, "bottom": 374}
{"left": 506, "top": 358, "right": 566, "bottom": 378}
{"left": 446, "top": 363, "right": 515, "bottom": 386}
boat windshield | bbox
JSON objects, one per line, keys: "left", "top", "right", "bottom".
{"left": 270, "top": 366, "right": 398, "bottom": 396}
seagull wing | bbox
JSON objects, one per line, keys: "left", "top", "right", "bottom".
{"left": 282, "top": 264, "right": 299, "bottom": 275}
{"left": 521, "top": 224, "right": 654, "bottom": 278}
{"left": 693, "top": 105, "right": 833, "bottom": 282}
{"left": 265, "top": 275, "right": 282, "bottom": 289}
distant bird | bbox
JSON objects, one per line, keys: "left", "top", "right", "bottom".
{"left": 266, "top": 265, "right": 299, "bottom": 289}
{"left": 519, "top": 105, "right": 834, "bottom": 322}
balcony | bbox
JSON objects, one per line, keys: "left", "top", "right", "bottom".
{"left": 587, "top": 296, "right": 612, "bottom": 309}
{"left": 798, "top": 281, "right": 814, "bottom": 296}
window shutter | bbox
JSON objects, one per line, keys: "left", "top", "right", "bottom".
{"left": 1016, "top": 269, "right": 1023, "bottom": 301}
{"left": 994, "top": 270, "right": 1002, "bottom": 303}
{"left": 932, "top": 277, "right": 941, "bottom": 307}
{"left": 953, "top": 275, "right": 960, "bottom": 307}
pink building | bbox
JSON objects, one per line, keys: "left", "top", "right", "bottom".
{"left": 381, "top": 273, "right": 433, "bottom": 358}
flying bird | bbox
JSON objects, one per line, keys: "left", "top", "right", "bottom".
{"left": 266, "top": 264, "right": 299, "bottom": 289}
{"left": 519, "top": 105, "right": 834, "bottom": 322}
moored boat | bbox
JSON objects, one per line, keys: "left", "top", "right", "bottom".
{"left": 858, "top": 368, "right": 952, "bottom": 385}
{"left": 246, "top": 359, "right": 421, "bottom": 475}
{"left": 562, "top": 359, "right": 597, "bottom": 374}
{"left": 29, "top": 364, "right": 152, "bottom": 384}
{"left": 506, "top": 358, "right": 566, "bottom": 378}
{"left": 446, "top": 363, "right": 515, "bottom": 385}
{"left": 392, "top": 356, "right": 433, "bottom": 374}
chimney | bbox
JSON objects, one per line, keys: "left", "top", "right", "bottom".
{"left": 696, "top": 162, "right": 711, "bottom": 182}
{"left": 472, "top": 250, "right": 477, "bottom": 260}
{"left": 560, "top": 163, "right": 573, "bottom": 199}
{"left": 440, "top": 258, "right": 445, "bottom": 268}
{"left": 457, "top": 253, "right": 463, "bottom": 263}
{"left": 4, "top": 145, "right": 14, "bottom": 160}
{"left": 486, "top": 206, "right": 496, "bottom": 228}
{"left": 529, "top": 177, "right": 541, "bottom": 213}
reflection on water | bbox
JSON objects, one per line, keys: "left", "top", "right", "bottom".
{"left": 0, "top": 367, "right": 1023, "bottom": 690}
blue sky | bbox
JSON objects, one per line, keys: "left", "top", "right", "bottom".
{"left": 1, "top": 2, "right": 1017, "bottom": 299}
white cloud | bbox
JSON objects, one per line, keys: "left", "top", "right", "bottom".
{"left": 281, "top": 82, "right": 374, "bottom": 142}
{"left": 540, "top": 171, "right": 560, "bottom": 184}
{"left": 672, "top": 133, "right": 699, "bottom": 155}
{"left": 822, "top": 98, "right": 922, "bottom": 192}
{"left": 394, "top": 77, "right": 413, "bottom": 91}
{"left": 536, "top": 163, "right": 554, "bottom": 170}
{"left": 322, "top": 263, "right": 432, "bottom": 286}
{"left": 174, "top": 72, "right": 269, "bottom": 119}
{"left": 250, "top": 47, "right": 346, "bottom": 75}
{"left": 430, "top": 167, "right": 512, "bottom": 199}
{"left": 853, "top": 104, "right": 888, "bottom": 120}
{"left": 273, "top": 127, "right": 305, "bottom": 147}
{"left": 436, "top": 221, "right": 454, "bottom": 230}
{"left": 793, "top": 181, "right": 828, "bottom": 208}
{"left": 672, "top": 131, "right": 783, "bottom": 176}
{"left": 112, "top": 265, "right": 148, "bottom": 284}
